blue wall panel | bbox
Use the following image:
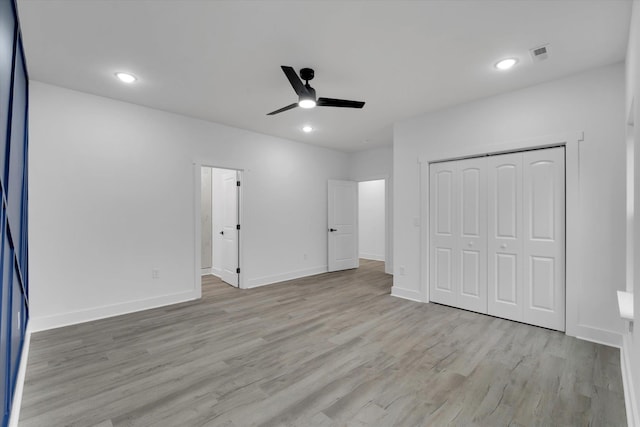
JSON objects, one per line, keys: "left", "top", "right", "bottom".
{"left": 7, "top": 40, "right": 25, "bottom": 261}
{"left": 0, "top": 218, "right": 8, "bottom": 427}
{"left": 8, "top": 267, "right": 20, "bottom": 390}
{"left": 0, "top": 0, "right": 15, "bottom": 194}
{"left": 0, "top": 1, "right": 28, "bottom": 425}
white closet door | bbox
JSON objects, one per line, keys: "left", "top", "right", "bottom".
{"left": 523, "top": 147, "right": 565, "bottom": 331}
{"left": 457, "top": 157, "right": 488, "bottom": 313}
{"left": 429, "top": 157, "right": 487, "bottom": 313}
{"left": 429, "top": 161, "right": 458, "bottom": 307}
{"left": 487, "top": 152, "right": 524, "bottom": 322}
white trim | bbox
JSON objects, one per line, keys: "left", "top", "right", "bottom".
{"left": 417, "top": 132, "right": 584, "bottom": 164}
{"left": 201, "top": 267, "right": 212, "bottom": 276}
{"left": 8, "top": 324, "right": 31, "bottom": 427}
{"left": 391, "top": 286, "right": 423, "bottom": 302}
{"left": 420, "top": 132, "right": 583, "bottom": 334}
{"left": 246, "top": 266, "right": 328, "bottom": 288}
{"left": 420, "top": 156, "right": 429, "bottom": 303}
{"left": 574, "top": 325, "right": 622, "bottom": 348}
{"left": 621, "top": 333, "right": 639, "bottom": 427}
{"left": 29, "top": 289, "right": 200, "bottom": 332}
{"left": 359, "top": 253, "right": 385, "bottom": 261}
{"left": 211, "top": 267, "right": 222, "bottom": 278}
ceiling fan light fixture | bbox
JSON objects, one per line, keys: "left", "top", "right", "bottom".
{"left": 298, "top": 98, "right": 316, "bottom": 109}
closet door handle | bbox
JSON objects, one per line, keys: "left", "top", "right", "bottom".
{"left": 220, "top": 231, "right": 224, "bottom": 235}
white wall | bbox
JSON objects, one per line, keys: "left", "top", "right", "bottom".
{"left": 200, "top": 167, "right": 213, "bottom": 271}
{"left": 394, "top": 63, "right": 626, "bottom": 346}
{"left": 349, "top": 146, "right": 393, "bottom": 273}
{"left": 626, "top": 0, "right": 640, "bottom": 423}
{"left": 358, "top": 180, "right": 385, "bottom": 261}
{"left": 28, "top": 82, "right": 350, "bottom": 330}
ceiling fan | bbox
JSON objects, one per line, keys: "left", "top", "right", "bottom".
{"left": 267, "top": 66, "right": 365, "bottom": 115}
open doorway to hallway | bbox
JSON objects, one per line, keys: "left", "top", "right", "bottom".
{"left": 200, "top": 166, "right": 241, "bottom": 288}
{"left": 358, "top": 179, "right": 386, "bottom": 268}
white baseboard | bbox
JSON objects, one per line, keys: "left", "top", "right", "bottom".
{"left": 246, "top": 266, "right": 328, "bottom": 289}
{"left": 212, "top": 267, "right": 222, "bottom": 278}
{"left": 574, "top": 324, "right": 623, "bottom": 348}
{"left": 390, "top": 286, "right": 423, "bottom": 302}
{"left": 621, "top": 333, "right": 639, "bottom": 427}
{"left": 200, "top": 267, "right": 212, "bottom": 276}
{"left": 359, "top": 253, "right": 385, "bottom": 262}
{"left": 8, "top": 324, "right": 31, "bottom": 427}
{"left": 29, "top": 289, "right": 200, "bottom": 332}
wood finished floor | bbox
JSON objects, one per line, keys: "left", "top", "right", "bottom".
{"left": 20, "top": 260, "right": 626, "bottom": 427}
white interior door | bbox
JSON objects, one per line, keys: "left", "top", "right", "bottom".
{"left": 430, "top": 147, "right": 565, "bottom": 332}
{"left": 328, "top": 180, "right": 359, "bottom": 272}
{"left": 429, "top": 161, "right": 458, "bottom": 306}
{"left": 487, "top": 152, "right": 524, "bottom": 322}
{"left": 522, "top": 147, "right": 565, "bottom": 330}
{"left": 429, "top": 158, "right": 487, "bottom": 313}
{"left": 220, "top": 170, "right": 239, "bottom": 287}
{"left": 458, "top": 157, "right": 488, "bottom": 312}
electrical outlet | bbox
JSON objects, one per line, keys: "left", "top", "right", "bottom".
{"left": 152, "top": 269, "right": 160, "bottom": 279}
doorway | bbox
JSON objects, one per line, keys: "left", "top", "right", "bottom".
{"left": 200, "top": 166, "right": 241, "bottom": 288}
{"left": 358, "top": 179, "right": 386, "bottom": 264}
{"left": 326, "top": 177, "right": 390, "bottom": 274}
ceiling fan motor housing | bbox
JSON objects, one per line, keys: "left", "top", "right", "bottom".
{"left": 300, "top": 67, "right": 314, "bottom": 81}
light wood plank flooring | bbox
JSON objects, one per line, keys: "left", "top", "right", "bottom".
{"left": 20, "top": 260, "right": 626, "bottom": 426}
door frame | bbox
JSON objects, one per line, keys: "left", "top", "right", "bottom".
{"left": 193, "top": 161, "right": 245, "bottom": 291}
{"left": 355, "top": 175, "right": 392, "bottom": 275}
{"left": 416, "top": 132, "right": 582, "bottom": 338}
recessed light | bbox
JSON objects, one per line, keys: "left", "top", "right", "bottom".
{"left": 302, "top": 125, "right": 313, "bottom": 133}
{"left": 495, "top": 58, "right": 518, "bottom": 70}
{"left": 115, "top": 72, "right": 137, "bottom": 83}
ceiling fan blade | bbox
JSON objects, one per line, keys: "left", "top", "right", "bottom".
{"left": 281, "top": 66, "right": 308, "bottom": 97}
{"left": 267, "top": 102, "right": 298, "bottom": 115}
{"left": 317, "top": 97, "right": 365, "bottom": 109}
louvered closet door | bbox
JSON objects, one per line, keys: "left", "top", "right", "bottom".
{"left": 522, "top": 147, "right": 565, "bottom": 331}
{"left": 429, "top": 157, "right": 487, "bottom": 313}
{"left": 487, "top": 153, "right": 524, "bottom": 322}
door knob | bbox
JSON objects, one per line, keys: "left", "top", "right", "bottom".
{"left": 329, "top": 228, "right": 337, "bottom": 232}
{"left": 220, "top": 231, "right": 224, "bottom": 235}
{"left": 500, "top": 243, "right": 507, "bottom": 249}
{"left": 468, "top": 242, "right": 474, "bottom": 247}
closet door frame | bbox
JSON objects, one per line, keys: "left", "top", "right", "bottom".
{"left": 418, "top": 132, "right": 582, "bottom": 338}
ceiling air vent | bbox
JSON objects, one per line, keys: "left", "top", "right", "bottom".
{"left": 530, "top": 44, "right": 550, "bottom": 62}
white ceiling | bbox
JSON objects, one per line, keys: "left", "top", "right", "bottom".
{"left": 16, "top": 0, "right": 632, "bottom": 152}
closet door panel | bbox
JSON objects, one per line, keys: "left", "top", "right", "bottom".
{"left": 429, "top": 161, "right": 459, "bottom": 307}
{"left": 457, "top": 157, "right": 487, "bottom": 313}
{"left": 523, "top": 147, "right": 565, "bottom": 331}
{"left": 487, "top": 153, "right": 524, "bottom": 322}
